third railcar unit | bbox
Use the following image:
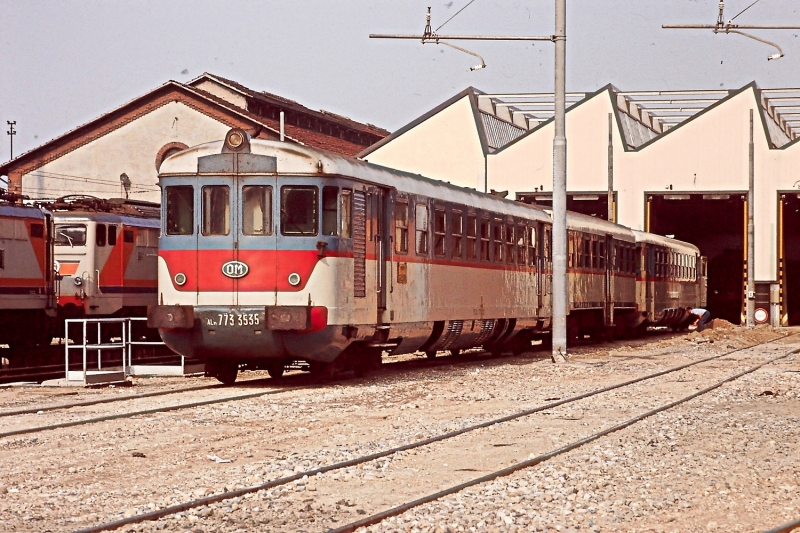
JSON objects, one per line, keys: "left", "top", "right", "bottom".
{"left": 149, "top": 129, "right": 706, "bottom": 383}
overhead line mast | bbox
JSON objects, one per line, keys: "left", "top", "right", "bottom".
{"left": 370, "top": 1, "right": 570, "bottom": 362}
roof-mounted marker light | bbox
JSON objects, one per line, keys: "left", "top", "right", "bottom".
{"left": 224, "top": 128, "right": 250, "bottom": 152}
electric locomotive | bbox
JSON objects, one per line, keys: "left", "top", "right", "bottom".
{"left": 0, "top": 190, "right": 56, "bottom": 355}
{"left": 149, "top": 128, "right": 707, "bottom": 384}
{"left": 47, "top": 196, "right": 160, "bottom": 323}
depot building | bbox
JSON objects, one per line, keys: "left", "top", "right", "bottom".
{"left": 360, "top": 82, "right": 800, "bottom": 327}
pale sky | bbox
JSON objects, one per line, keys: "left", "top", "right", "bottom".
{"left": 2, "top": 0, "right": 800, "bottom": 162}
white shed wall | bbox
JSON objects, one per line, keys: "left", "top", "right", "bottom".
{"left": 22, "top": 102, "right": 231, "bottom": 203}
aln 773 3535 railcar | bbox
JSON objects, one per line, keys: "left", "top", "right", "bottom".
{"left": 149, "top": 129, "right": 706, "bottom": 384}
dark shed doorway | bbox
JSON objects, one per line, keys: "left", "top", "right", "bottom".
{"left": 647, "top": 193, "right": 745, "bottom": 324}
{"left": 780, "top": 193, "right": 800, "bottom": 325}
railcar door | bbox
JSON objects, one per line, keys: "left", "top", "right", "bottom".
{"left": 604, "top": 234, "right": 613, "bottom": 327}
{"left": 367, "top": 187, "right": 391, "bottom": 324}
{"left": 236, "top": 175, "right": 278, "bottom": 307}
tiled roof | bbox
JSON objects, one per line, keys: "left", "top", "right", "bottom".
{"left": 190, "top": 73, "right": 389, "bottom": 138}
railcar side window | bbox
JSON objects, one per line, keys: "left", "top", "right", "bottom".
{"left": 528, "top": 226, "right": 537, "bottom": 267}
{"left": 480, "top": 217, "right": 490, "bottom": 261}
{"left": 202, "top": 186, "right": 230, "bottom": 236}
{"left": 242, "top": 185, "right": 273, "bottom": 236}
{"left": 505, "top": 224, "right": 515, "bottom": 265}
{"left": 492, "top": 219, "right": 503, "bottom": 263}
{"left": 415, "top": 203, "right": 428, "bottom": 255}
{"left": 322, "top": 186, "right": 338, "bottom": 236}
{"left": 340, "top": 189, "right": 352, "bottom": 238}
{"left": 281, "top": 186, "right": 318, "bottom": 236}
{"left": 598, "top": 241, "right": 606, "bottom": 269}
{"left": 544, "top": 228, "right": 552, "bottom": 262}
{"left": 96, "top": 224, "right": 107, "bottom": 247}
{"left": 466, "top": 215, "right": 477, "bottom": 260}
{"left": 394, "top": 201, "right": 408, "bottom": 254}
{"left": 166, "top": 186, "right": 194, "bottom": 236}
{"left": 434, "top": 208, "right": 446, "bottom": 257}
{"left": 517, "top": 223, "right": 526, "bottom": 264}
{"left": 451, "top": 210, "right": 463, "bottom": 259}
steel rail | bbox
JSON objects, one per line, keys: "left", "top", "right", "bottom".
{"left": 329, "top": 347, "right": 800, "bottom": 533}
{"left": 1, "top": 382, "right": 237, "bottom": 418}
{"left": 764, "top": 517, "right": 800, "bottom": 533}
{"left": 0, "top": 385, "right": 309, "bottom": 440}
{"left": 71, "top": 335, "right": 794, "bottom": 533}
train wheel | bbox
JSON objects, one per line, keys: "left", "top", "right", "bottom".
{"left": 425, "top": 351, "right": 437, "bottom": 359}
{"left": 267, "top": 362, "right": 285, "bottom": 380}
{"left": 207, "top": 360, "right": 238, "bottom": 385}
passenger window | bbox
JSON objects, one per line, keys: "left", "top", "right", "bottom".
{"left": 505, "top": 224, "right": 515, "bottom": 265}
{"left": 466, "top": 215, "right": 477, "bottom": 260}
{"left": 544, "top": 228, "right": 552, "bottom": 262}
{"left": 395, "top": 201, "right": 408, "bottom": 254}
{"left": 340, "top": 189, "right": 352, "bottom": 238}
{"left": 415, "top": 203, "right": 428, "bottom": 255}
{"left": 492, "top": 219, "right": 503, "bottom": 262}
{"left": 480, "top": 217, "right": 490, "bottom": 261}
{"left": 434, "top": 208, "right": 446, "bottom": 257}
{"left": 451, "top": 210, "right": 463, "bottom": 259}
{"left": 202, "top": 186, "right": 230, "bottom": 236}
{"left": 281, "top": 186, "right": 318, "bottom": 236}
{"left": 599, "top": 241, "right": 606, "bottom": 269}
{"left": 108, "top": 225, "right": 117, "bottom": 246}
{"left": 528, "top": 226, "right": 537, "bottom": 267}
{"left": 242, "top": 185, "right": 272, "bottom": 236}
{"left": 583, "top": 237, "right": 590, "bottom": 268}
{"left": 322, "top": 186, "right": 338, "bottom": 236}
{"left": 96, "top": 224, "right": 107, "bottom": 247}
{"left": 517, "top": 224, "right": 526, "bottom": 264}
{"left": 166, "top": 186, "right": 194, "bottom": 236}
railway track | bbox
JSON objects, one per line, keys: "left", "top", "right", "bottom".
{"left": 70, "top": 334, "right": 797, "bottom": 533}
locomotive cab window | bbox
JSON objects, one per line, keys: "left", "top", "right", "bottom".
{"left": 96, "top": 224, "right": 107, "bottom": 247}
{"left": 281, "top": 186, "right": 318, "bottom": 236}
{"left": 166, "top": 186, "right": 194, "bottom": 236}
{"left": 242, "top": 185, "right": 272, "bottom": 236}
{"left": 322, "top": 186, "right": 338, "bottom": 236}
{"left": 203, "top": 186, "right": 230, "bottom": 236}
{"left": 30, "top": 223, "right": 44, "bottom": 239}
{"left": 108, "top": 225, "right": 117, "bottom": 246}
{"left": 55, "top": 224, "right": 87, "bottom": 247}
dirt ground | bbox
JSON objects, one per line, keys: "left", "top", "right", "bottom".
{"left": 0, "top": 325, "right": 798, "bottom": 533}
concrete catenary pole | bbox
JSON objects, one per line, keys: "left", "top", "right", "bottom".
{"left": 746, "top": 109, "right": 755, "bottom": 326}
{"left": 608, "top": 113, "right": 614, "bottom": 222}
{"left": 551, "top": 0, "right": 568, "bottom": 362}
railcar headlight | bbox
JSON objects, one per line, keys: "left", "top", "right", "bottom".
{"left": 174, "top": 273, "right": 187, "bottom": 286}
{"left": 73, "top": 276, "right": 83, "bottom": 287}
{"left": 287, "top": 272, "right": 301, "bottom": 286}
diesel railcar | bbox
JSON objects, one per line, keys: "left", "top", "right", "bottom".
{"left": 148, "top": 129, "right": 707, "bottom": 383}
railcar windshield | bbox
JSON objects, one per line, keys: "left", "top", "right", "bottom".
{"left": 55, "top": 224, "right": 87, "bottom": 247}
{"left": 202, "top": 186, "right": 230, "bottom": 236}
{"left": 281, "top": 186, "right": 318, "bottom": 236}
{"left": 166, "top": 186, "right": 194, "bottom": 235}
